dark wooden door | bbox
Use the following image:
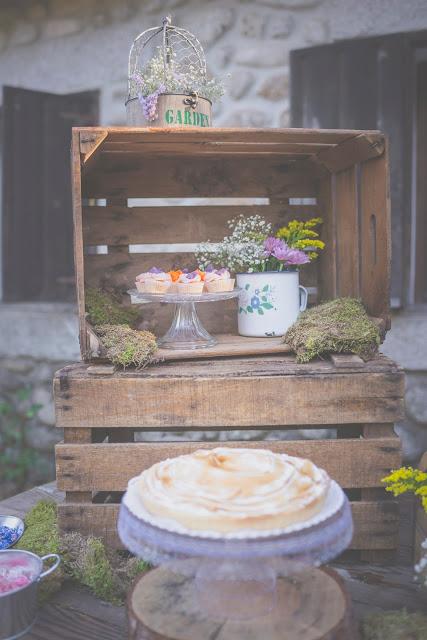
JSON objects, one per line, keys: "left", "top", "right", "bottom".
{"left": 2, "top": 86, "right": 99, "bottom": 302}
{"left": 291, "top": 31, "right": 427, "bottom": 307}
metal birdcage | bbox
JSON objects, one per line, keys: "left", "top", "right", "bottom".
{"left": 126, "top": 16, "right": 212, "bottom": 127}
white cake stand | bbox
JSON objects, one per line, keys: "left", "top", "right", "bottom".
{"left": 118, "top": 482, "right": 353, "bottom": 622}
{"left": 128, "top": 288, "right": 241, "bottom": 350}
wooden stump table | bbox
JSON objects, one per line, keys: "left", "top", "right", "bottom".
{"left": 128, "top": 566, "right": 358, "bottom": 640}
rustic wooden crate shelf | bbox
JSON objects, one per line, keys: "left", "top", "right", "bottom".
{"left": 73, "top": 126, "right": 390, "bottom": 358}
{"left": 55, "top": 354, "right": 404, "bottom": 558}
{"left": 55, "top": 127, "right": 403, "bottom": 561}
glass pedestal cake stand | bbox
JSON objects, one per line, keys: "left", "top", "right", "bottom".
{"left": 128, "top": 288, "right": 240, "bottom": 350}
{"left": 118, "top": 483, "right": 353, "bottom": 625}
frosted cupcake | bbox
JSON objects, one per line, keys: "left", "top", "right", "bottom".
{"left": 135, "top": 267, "right": 172, "bottom": 294}
{"left": 204, "top": 268, "right": 235, "bottom": 293}
{"left": 176, "top": 270, "right": 204, "bottom": 294}
{"left": 168, "top": 269, "right": 183, "bottom": 293}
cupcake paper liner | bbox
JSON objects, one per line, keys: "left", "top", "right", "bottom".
{"left": 205, "top": 279, "right": 235, "bottom": 293}
{"left": 176, "top": 282, "right": 205, "bottom": 294}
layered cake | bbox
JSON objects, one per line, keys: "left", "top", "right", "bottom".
{"left": 132, "top": 447, "right": 330, "bottom": 534}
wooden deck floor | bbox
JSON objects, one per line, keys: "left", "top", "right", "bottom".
{"left": 0, "top": 483, "right": 425, "bottom": 640}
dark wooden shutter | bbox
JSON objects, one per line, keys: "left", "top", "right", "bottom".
{"left": 2, "top": 86, "right": 99, "bottom": 302}
{"left": 290, "top": 32, "right": 427, "bottom": 307}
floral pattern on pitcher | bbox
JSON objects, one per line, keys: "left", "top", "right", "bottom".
{"left": 239, "top": 283, "right": 277, "bottom": 316}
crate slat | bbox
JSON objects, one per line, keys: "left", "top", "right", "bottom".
{"left": 80, "top": 128, "right": 377, "bottom": 146}
{"left": 335, "top": 167, "right": 360, "bottom": 298}
{"left": 56, "top": 437, "right": 401, "bottom": 493}
{"left": 360, "top": 152, "right": 391, "bottom": 326}
{"left": 54, "top": 360, "right": 404, "bottom": 429}
{"left": 57, "top": 500, "right": 399, "bottom": 551}
{"left": 82, "top": 156, "right": 319, "bottom": 199}
{"left": 82, "top": 204, "right": 319, "bottom": 246}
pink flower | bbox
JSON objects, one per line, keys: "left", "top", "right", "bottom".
{"left": 273, "top": 244, "right": 310, "bottom": 266}
{"left": 263, "top": 237, "right": 284, "bottom": 256}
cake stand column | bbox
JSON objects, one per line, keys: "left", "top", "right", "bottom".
{"left": 157, "top": 301, "right": 217, "bottom": 350}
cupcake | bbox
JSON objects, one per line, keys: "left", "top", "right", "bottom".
{"left": 168, "top": 269, "right": 183, "bottom": 292}
{"left": 204, "top": 268, "right": 235, "bottom": 293}
{"left": 175, "top": 270, "right": 204, "bottom": 294}
{"left": 135, "top": 267, "right": 172, "bottom": 294}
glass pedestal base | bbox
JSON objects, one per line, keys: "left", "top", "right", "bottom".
{"left": 158, "top": 302, "right": 217, "bottom": 350}
{"left": 128, "top": 288, "right": 241, "bottom": 350}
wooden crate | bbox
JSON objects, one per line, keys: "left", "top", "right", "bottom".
{"left": 72, "top": 127, "right": 391, "bottom": 360}
{"left": 55, "top": 127, "right": 403, "bottom": 559}
{"left": 55, "top": 355, "right": 404, "bottom": 559}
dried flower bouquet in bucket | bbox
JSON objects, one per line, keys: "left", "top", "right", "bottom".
{"left": 196, "top": 215, "right": 325, "bottom": 337}
{"left": 126, "top": 16, "right": 225, "bottom": 126}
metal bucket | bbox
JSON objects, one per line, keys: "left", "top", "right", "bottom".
{"left": 0, "top": 550, "right": 61, "bottom": 640}
{"left": 126, "top": 92, "right": 212, "bottom": 127}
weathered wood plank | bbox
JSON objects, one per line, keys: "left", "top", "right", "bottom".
{"left": 82, "top": 204, "right": 319, "bottom": 246}
{"left": 54, "top": 360, "right": 404, "bottom": 429}
{"left": 330, "top": 354, "right": 365, "bottom": 368}
{"left": 27, "top": 603, "right": 125, "bottom": 640}
{"left": 316, "top": 133, "right": 385, "bottom": 172}
{"left": 55, "top": 438, "right": 401, "bottom": 492}
{"left": 71, "top": 130, "right": 88, "bottom": 359}
{"left": 75, "top": 127, "right": 375, "bottom": 145}
{"left": 101, "top": 141, "right": 335, "bottom": 156}
{"left": 156, "top": 335, "right": 293, "bottom": 362}
{"left": 317, "top": 174, "right": 336, "bottom": 301}
{"left": 361, "top": 424, "right": 401, "bottom": 562}
{"left": 360, "top": 151, "right": 391, "bottom": 326}
{"left": 57, "top": 501, "right": 399, "bottom": 550}
{"left": 335, "top": 166, "right": 360, "bottom": 298}
{"left": 82, "top": 156, "right": 318, "bottom": 200}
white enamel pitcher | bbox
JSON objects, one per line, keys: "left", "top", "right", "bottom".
{"left": 236, "top": 271, "right": 308, "bottom": 337}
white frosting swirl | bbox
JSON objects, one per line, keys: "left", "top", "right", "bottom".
{"left": 205, "top": 269, "right": 231, "bottom": 283}
{"left": 138, "top": 447, "right": 330, "bottom": 533}
{"left": 177, "top": 272, "right": 202, "bottom": 284}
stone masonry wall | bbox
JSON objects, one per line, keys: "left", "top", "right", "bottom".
{"left": 1, "top": 0, "right": 427, "bottom": 498}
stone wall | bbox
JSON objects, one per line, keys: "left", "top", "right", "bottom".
{"left": 0, "top": 0, "right": 426, "bottom": 126}
{"left": 1, "top": 0, "right": 427, "bottom": 498}
{"left": 0, "top": 305, "right": 79, "bottom": 499}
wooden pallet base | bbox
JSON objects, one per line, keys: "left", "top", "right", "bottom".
{"left": 55, "top": 357, "right": 404, "bottom": 560}
{"left": 57, "top": 499, "right": 398, "bottom": 553}
{"left": 127, "top": 566, "right": 358, "bottom": 640}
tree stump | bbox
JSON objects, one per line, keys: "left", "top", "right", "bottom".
{"left": 127, "top": 566, "right": 358, "bottom": 640}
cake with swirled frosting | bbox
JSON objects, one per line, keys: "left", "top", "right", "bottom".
{"left": 136, "top": 447, "right": 330, "bottom": 534}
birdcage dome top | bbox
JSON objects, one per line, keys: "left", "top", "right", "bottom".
{"left": 128, "top": 16, "right": 210, "bottom": 102}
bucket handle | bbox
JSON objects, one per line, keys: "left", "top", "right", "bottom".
{"left": 40, "top": 554, "right": 61, "bottom": 579}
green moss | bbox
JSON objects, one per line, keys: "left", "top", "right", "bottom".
{"left": 62, "top": 533, "right": 119, "bottom": 604}
{"left": 15, "top": 500, "right": 63, "bottom": 600}
{"left": 284, "top": 298, "right": 381, "bottom": 363}
{"left": 85, "top": 288, "right": 140, "bottom": 328}
{"left": 14, "top": 501, "right": 150, "bottom": 605}
{"left": 96, "top": 324, "right": 158, "bottom": 369}
{"left": 62, "top": 533, "right": 149, "bottom": 604}
{"left": 362, "top": 609, "right": 427, "bottom": 640}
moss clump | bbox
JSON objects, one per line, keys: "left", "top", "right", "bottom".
{"left": 15, "top": 500, "right": 63, "bottom": 600}
{"left": 85, "top": 287, "right": 140, "bottom": 328}
{"left": 284, "top": 298, "right": 381, "bottom": 363}
{"left": 61, "top": 533, "right": 119, "bottom": 604}
{"left": 15, "top": 501, "right": 150, "bottom": 605}
{"left": 362, "top": 609, "right": 427, "bottom": 640}
{"left": 96, "top": 324, "right": 157, "bottom": 369}
{"left": 61, "top": 533, "right": 149, "bottom": 604}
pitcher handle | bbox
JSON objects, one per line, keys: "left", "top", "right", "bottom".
{"left": 40, "top": 554, "right": 61, "bottom": 579}
{"left": 299, "top": 286, "right": 308, "bottom": 312}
